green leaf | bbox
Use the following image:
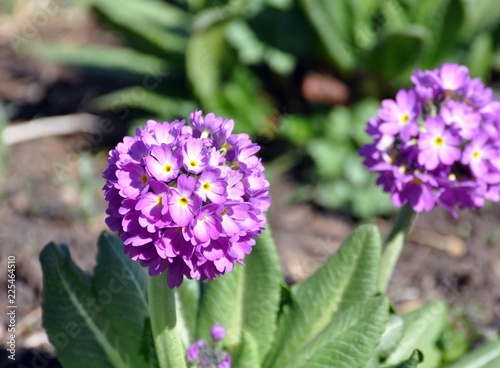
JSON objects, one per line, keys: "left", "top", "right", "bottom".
{"left": 91, "top": 0, "right": 189, "bottom": 30}
{"left": 0, "top": 0, "right": 16, "bottom": 13}
{"left": 351, "top": 184, "right": 395, "bottom": 219}
{"left": 314, "top": 181, "right": 352, "bottom": 209}
{"left": 24, "top": 43, "right": 168, "bottom": 76}
{"left": 40, "top": 243, "right": 139, "bottom": 368}
{"left": 295, "top": 223, "right": 381, "bottom": 315}
{"left": 191, "top": 0, "right": 250, "bottom": 32}
{"left": 450, "top": 338, "right": 500, "bottom": 368}
{"left": 225, "top": 20, "right": 266, "bottom": 65}
{"left": 352, "top": 98, "right": 380, "bottom": 145}
{"left": 385, "top": 301, "right": 447, "bottom": 368}
{"left": 306, "top": 139, "right": 352, "bottom": 179}
{"left": 264, "top": 47, "right": 297, "bottom": 76}
{"left": 213, "top": 67, "right": 274, "bottom": 136}
{"left": 95, "top": 88, "right": 196, "bottom": 120}
{"left": 427, "top": 0, "right": 465, "bottom": 64}
{"left": 90, "top": 0, "right": 188, "bottom": 55}
{"left": 376, "top": 315, "right": 405, "bottom": 359}
{"left": 279, "top": 115, "right": 317, "bottom": 147}
{"left": 378, "top": 232, "right": 405, "bottom": 292}
{"left": 196, "top": 225, "right": 282, "bottom": 363}
{"left": 348, "top": 0, "right": 383, "bottom": 24}
{"left": 379, "top": 0, "right": 410, "bottom": 27}
{"left": 461, "top": 0, "right": 500, "bottom": 36}
{"left": 148, "top": 275, "right": 187, "bottom": 368}
{"left": 325, "top": 106, "right": 352, "bottom": 142}
{"left": 284, "top": 296, "right": 390, "bottom": 368}
{"left": 265, "top": 225, "right": 382, "bottom": 368}
{"left": 186, "top": 25, "right": 226, "bottom": 106}
{"left": 466, "top": 32, "right": 493, "bottom": 79}
{"left": 365, "top": 357, "right": 379, "bottom": 368}
{"left": 298, "top": 0, "right": 355, "bottom": 73}
{"left": 140, "top": 318, "right": 160, "bottom": 368}
{"left": 93, "top": 233, "right": 150, "bottom": 368}
{"left": 365, "top": 26, "right": 429, "bottom": 80}
{"left": 392, "top": 350, "right": 424, "bottom": 368}
{"left": 344, "top": 156, "right": 370, "bottom": 187}
{"left": 440, "top": 311, "right": 471, "bottom": 363}
{"left": 175, "top": 278, "right": 200, "bottom": 346}
{"left": 234, "top": 330, "right": 260, "bottom": 368}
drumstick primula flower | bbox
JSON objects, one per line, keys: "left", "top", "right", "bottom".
{"left": 360, "top": 63, "right": 500, "bottom": 216}
{"left": 103, "top": 111, "right": 270, "bottom": 287}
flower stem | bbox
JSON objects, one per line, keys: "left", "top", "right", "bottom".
{"left": 386, "top": 204, "right": 415, "bottom": 243}
{"left": 149, "top": 274, "right": 187, "bottom": 368}
{"left": 378, "top": 205, "right": 415, "bottom": 292}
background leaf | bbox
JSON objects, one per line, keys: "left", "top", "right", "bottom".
{"left": 96, "top": 88, "right": 196, "bottom": 120}
{"left": 365, "top": 26, "right": 429, "bottom": 80}
{"left": 93, "top": 233, "right": 150, "bottom": 368}
{"left": 466, "top": 32, "right": 494, "bottom": 79}
{"left": 25, "top": 44, "right": 168, "bottom": 76}
{"left": 392, "top": 350, "right": 424, "bottom": 368}
{"left": 90, "top": 0, "right": 188, "bottom": 56}
{"left": 450, "top": 338, "right": 500, "bottom": 368}
{"left": 297, "top": 0, "right": 354, "bottom": 73}
{"left": 175, "top": 278, "right": 200, "bottom": 347}
{"left": 265, "top": 224, "right": 382, "bottom": 367}
{"left": 385, "top": 301, "right": 447, "bottom": 368}
{"left": 40, "top": 240, "right": 146, "bottom": 368}
{"left": 285, "top": 296, "right": 389, "bottom": 368}
{"left": 233, "top": 330, "right": 260, "bottom": 368}
{"left": 186, "top": 25, "right": 227, "bottom": 107}
{"left": 376, "top": 315, "right": 405, "bottom": 360}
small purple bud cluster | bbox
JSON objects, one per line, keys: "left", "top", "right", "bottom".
{"left": 187, "top": 324, "right": 231, "bottom": 368}
{"left": 103, "top": 111, "right": 270, "bottom": 287}
{"left": 360, "top": 63, "right": 500, "bottom": 215}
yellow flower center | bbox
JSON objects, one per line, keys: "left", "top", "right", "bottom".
{"left": 220, "top": 143, "right": 231, "bottom": 156}
{"left": 189, "top": 160, "right": 198, "bottom": 168}
{"left": 472, "top": 150, "right": 481, "bottom": 160}
{"left": 202, "top": 182, "right": 211, "bottom": 191}
{"left": 221, "top": 208, "right": 228, "bottom": 216}
{"left": 400, "top": 113, "right": 409, "bottom": 124}
{"left": 433, "top": 136, "right": 444, "bottom": 147}
{"left": 444, "top": 83, "right": 456, "bottom": 91}
{"left": 140, "top": 173, "right": 148, "bottom": 185}
{"left": 179, "top": 196, "right": 189, "bottom": 206}
{"left": 164, "top": 164, "right": 173, "bottom": 173}
{"left": 156, "top": 194, "right": 163, "bottom": 207}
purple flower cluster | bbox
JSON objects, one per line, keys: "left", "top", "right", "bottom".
{"left": 360, "top": 64, "right": 500, "bottom": 215}
{"left": 103, "top": 111, "right": 270, "bottom": 287}
{"left": 187, "top": 324, "right": 231, "bottom": 368}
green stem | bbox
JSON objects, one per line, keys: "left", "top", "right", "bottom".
{"left": 385, "top": 204, "right": 414, "bottom": 244}
{"left": 378, "top": 205, "right": 415, "bottom": 292}
{"left": 149, "top": 274, "right": 187, "bottom": 368}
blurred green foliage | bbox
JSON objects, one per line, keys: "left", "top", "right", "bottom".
{"left": 26, "top": 0, "right": 500, "bottom": 218}
{"left": 0, "top": 0, "right": 17, "bottom": 13}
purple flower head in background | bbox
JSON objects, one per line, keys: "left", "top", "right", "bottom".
{"left": 360, "top": 63, "right": 500, "bottom": 216}
{"left": 210, "top": 323, "right": 226, "bottom": 342}
{"left": 103, "top": 111, "right": 270, "bottom": 287}
{"left": 187, "top": 324, "right": 231, "bottom": 368}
